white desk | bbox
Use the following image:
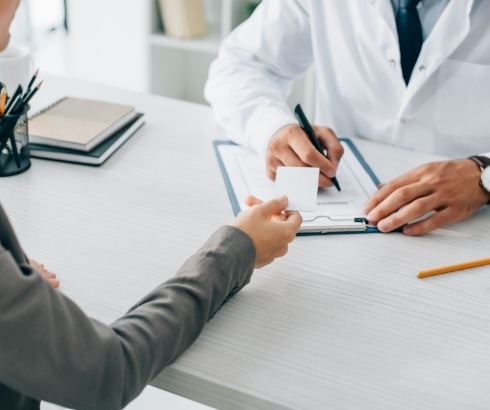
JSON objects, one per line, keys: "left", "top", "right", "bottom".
{"left": 3, "top": 75, "right": 490, "bottom": 410}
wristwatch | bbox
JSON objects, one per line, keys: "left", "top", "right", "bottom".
{"left": 468, "top": 155, "right": 490, "bottom": 203}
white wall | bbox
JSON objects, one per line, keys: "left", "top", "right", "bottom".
{"left": 11, "top": 0, "right": 148, "bottom": 92}
{"left": 66, "top": 0, "right": 148, "bottom": 92}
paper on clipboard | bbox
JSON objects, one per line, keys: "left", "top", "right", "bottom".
{"left": 214, "top": 139, "right": 380, "bottom": 234}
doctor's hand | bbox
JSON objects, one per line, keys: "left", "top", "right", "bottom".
{"left": 363, "top": 159, "right": 490, "bottom": 236}
{"left": 231, "top": 195, "right": 302, "bottom": 268}
{"left": 265, "top": 124, "right": 344, "bottom": 188}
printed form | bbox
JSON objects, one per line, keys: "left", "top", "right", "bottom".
{"left": 216, "top": 140, "right": 380, "bottom": 234}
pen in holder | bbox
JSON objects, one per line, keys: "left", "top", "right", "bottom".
{"left": 0, "top": 104, "right": 30, "bottom": 176}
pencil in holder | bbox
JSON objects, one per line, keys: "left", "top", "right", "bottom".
{"left": 0, "top": 104, "right": 30, "bottom": 176}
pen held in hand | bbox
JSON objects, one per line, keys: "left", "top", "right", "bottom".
{"left": 417, "top": 257, "right": 490, "bottom": 278}
{"left": 294, "top": 103, "right": 341, "bottom": 191}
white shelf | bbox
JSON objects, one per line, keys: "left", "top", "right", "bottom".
{"left": 147, "top": 0, "right": 254, "bottom": 104}
{"left": 148, "top": 24, "right": 221, "bottom": 55}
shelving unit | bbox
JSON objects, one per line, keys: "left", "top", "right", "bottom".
{"left": 147, "top": 0, "right": 314, "bottom": 114}
{"left": 148, "top": 0, "right": 253, "bottom": 104}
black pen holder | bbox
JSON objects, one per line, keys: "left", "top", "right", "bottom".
{"left": 0, "top": 104, "right": 30, "bottom": 176}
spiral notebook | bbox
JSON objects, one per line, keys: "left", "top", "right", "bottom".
{"left": 28, "top": 97, "right": 138, "bottom": 151}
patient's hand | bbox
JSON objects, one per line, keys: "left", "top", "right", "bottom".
{"left": 29, "top": 259, "right": 60, "bottom": 288}
{"left": 231, "top": 195, "right": 302, "bottom": 269}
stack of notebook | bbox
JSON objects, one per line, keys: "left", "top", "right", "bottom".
{"left": 28, "top": 97, "right": 145, "bottom": 165}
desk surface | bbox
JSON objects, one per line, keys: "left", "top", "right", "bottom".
{"left": 3, "top": 75, "right": 490, "bottom": 410}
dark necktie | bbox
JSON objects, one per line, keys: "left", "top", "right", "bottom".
{"left": 396, "top": 0, "right": 423, "bottom": 84}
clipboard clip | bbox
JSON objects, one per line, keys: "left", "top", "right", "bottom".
{"left": 354, "top": 217, "right": 378, "bottom": 230}
{"left": 300, "top": 215, "right": 379, "bottom": 234}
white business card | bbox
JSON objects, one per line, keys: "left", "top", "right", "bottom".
{"left": 274, "top": 166, "right": 319, "bottom": 211}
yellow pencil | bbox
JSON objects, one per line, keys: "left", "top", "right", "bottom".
{"left": 417, "top": 257, "right": 490, "bottom": 278}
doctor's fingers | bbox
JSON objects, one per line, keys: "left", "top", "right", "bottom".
{"left": 265, "top": 156, "right": 285, "bottom": 181}
{"left": 365, "top": 159, "right": 485, "bottom": 215}
{"left": 273, "top": 145, "right": 334, "bottom": 187}
{"left": 393, "top": 195, "right": 475, "bottom": 236}
{"left": 362, "top": 168, "right": 426, "bottom": 214}
{"left": 287, "top": 138, "right": 339, "bottom": 187}
{"left": 266, "top": 124, "right": 328, "bottom": 176}
{"left": 374, "top": 194, "right": 439, "bottom": 233}
{"left": 289, "top": 134, "right": 331, "bottom": 170}
{"left": 401, "top": 191, "right": 487, "bottom": 235}
{"left": 370, "top": 177, "right": 488, "bottom": 234}
{"left": 365, "top": 181, "right": 433, "bottom": 228}
{"left": 401, "top": 186, "right": 489, "bottom": 236}
{"left": 266, "top": 136, "right": 330, "bottom": 182}
{"left": 402, "top": 208, "right": 457, "bottom": 236}
{"left": 313, "top": 126, "right": 344, "bottom": 169}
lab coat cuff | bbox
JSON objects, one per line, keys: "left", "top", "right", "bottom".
{"left": 248, "top": 110, "right": 297, "bottom": 158}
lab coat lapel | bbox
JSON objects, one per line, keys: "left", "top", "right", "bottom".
{"left": 368, "top": 0, "right": 398, "bottom": 42}
{"left": 402, "top": 0, "right": 474, "bottom": 107}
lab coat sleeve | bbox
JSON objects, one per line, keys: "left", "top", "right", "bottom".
{"left": 205, "top": 0, "right": 313, "bottom": 157}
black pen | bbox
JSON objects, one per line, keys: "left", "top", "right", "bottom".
{"left": 294, "top": 103, "right": 341, "bottom": 191}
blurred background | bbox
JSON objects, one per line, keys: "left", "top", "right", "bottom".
{"left": 12, "top": 0, "right": 148, "bottom": 93}
{"left": 11, "top": 0, "right": 313, "bottom": 110}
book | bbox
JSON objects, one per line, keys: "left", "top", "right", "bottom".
{"left": 158, "top": 0, "right": 207, "bottom": 39}
{"left": 28, "top": 97, "right": 139, "bottom": 151}
{"left": 29, "top": 114, "right": 145, "bottom": 166}
{"left": 214, "top": 139, "right": 381, "bottom": 235}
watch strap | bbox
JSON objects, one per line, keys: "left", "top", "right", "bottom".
{"left": 468, "top": 155, "right": 490, "bottom": 204}
{"left": 468, "top": 155, "right": 490, "bottom": 169}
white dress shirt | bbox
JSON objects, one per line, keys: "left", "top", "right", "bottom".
{"left": 205, "top": 0, "right": 490, "bottom": 159}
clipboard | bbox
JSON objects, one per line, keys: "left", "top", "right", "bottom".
{"left": 214, "top": 139, "right": 381, "bottom": 235}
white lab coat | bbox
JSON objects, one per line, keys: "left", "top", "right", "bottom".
{"left": 205, "top": 0, "right": 490, "bottom": 159}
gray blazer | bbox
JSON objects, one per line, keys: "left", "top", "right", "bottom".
{"left": 0, "top": 203, "right": 255, "bottom": 409}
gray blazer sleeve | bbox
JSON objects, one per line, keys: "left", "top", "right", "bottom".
{"left": 0, "top": 205, "right": 255, "bottom": 410}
